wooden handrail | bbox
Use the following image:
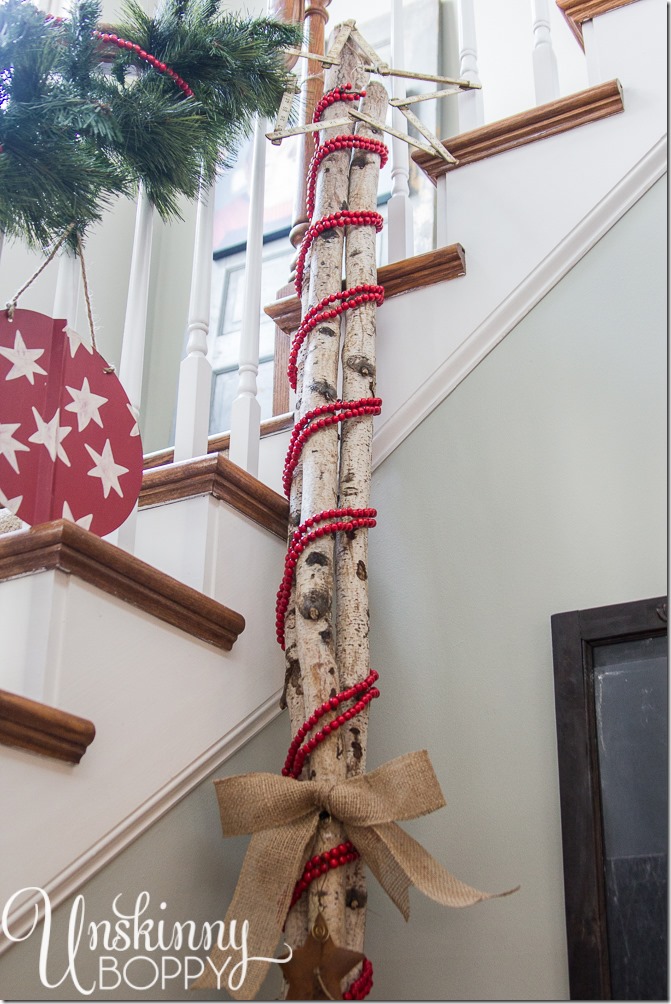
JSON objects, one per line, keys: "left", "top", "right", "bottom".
{"left": 412, "top": 80, "right": 624, "bottom": 183}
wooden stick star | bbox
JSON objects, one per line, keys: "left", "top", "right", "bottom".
{"left": 282, "top": 914, "right": 365, "bottom": 1000}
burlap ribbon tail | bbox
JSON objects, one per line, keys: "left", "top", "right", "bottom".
{"left": 192, "top": 749, "right": 503, "bottom": 1000}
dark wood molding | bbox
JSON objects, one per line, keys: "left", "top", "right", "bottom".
{"left": 0, "top": 688, "right": 96, "bottom": 764}
{"left": 556, "top": 0, "right": 641, "bottom": 47}
{"left": 143, "top": 413, "right": 295, "bottom": 470}
{"left": 140, "top": 452, "right": 289, "bottom": 540}
{"left": 551, "top": 595, "right": 667, "bottom": 1000}
{"left": 264, "top": 243, "right": 467, "bottom": 336}
{"left": 0, "top": 521, "right": 245, "bottom": 651}
{"left": 412, "top": 80, "right": 624, "bottom": 184}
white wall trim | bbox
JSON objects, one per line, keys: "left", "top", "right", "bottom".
{"left": 0, "top": 689, "right": 283, "bottom": 955}
{"left": 372, "top": 137, "right": 667, "bottom": 470}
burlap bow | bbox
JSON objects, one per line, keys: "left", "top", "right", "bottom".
{"left": 193, "top": 750, "right": 508, "bottom": 1000}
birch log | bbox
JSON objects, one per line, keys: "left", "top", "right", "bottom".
{"left": 337, "top": 80, "right": 388, "bottom": 958}
{"left": 288, "top": 34, "right": 370, "bottom": 956}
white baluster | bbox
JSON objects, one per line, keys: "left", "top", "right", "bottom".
{"left": 457, "top": 0, "right": 484, "bottom": 132}
{"left": 531, "top": 0, "right": 560, "bottom": 105}
{"left": 107, "top": 186, "right": 154, "bottom": 552}
{"left": 228, "top": 116, "right": 266, "bottom": 477}
{"left": 173, "top": 177, "right": 215, "bottom": 463}
{"left": 387, "top": 0, "right": 414, "bottom": 263}
{"left": 119, "top": 187, "right": 154, "bottom": 412}
{"left": 53, "top": 246, "right": 80, "bottom": 328}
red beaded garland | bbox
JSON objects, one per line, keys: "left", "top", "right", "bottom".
{"left": 287, "top": 278, "right": 384, "bottom": 390}
{"left": 306, "top": 136, "right": 388, "bottom": 219}
{"left": 288, "top": 840, "right": 360, "bottom": 909}
{"left": 93, "top": 30, "right": 194, "bottom": 97}
{"left": 282, "top": 668, "right": 380, "bottom": 777}
{"left": 282, "top": 397, "right": 382, "bottom": 496}
{"left": 311, "top": 83, "right": 367, "bottom": 124}
{"left": 345, "top": 958, "right": 375, "bottom": 999}
{"left": 275, "top": 508, "right": 377, "bottom": 650}
{"left": 294, "top": 210, "right": 384, "bottom": 298}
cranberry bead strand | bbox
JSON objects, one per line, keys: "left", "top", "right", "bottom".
{"left": 311, "top": 83, "right": 366, "bottom": 124}
{"left": 93, "top": 30, "right": 194, "bottom": 97}
{"left": 306, "top": 136, "right": 388, "bottom": 219}
{"left": 282, "top": 398, "right": 382, "bottom": 496}
{"left": 288, "top": 841, "right": 360, "bottom": 910}
{"left": 345, "top": 958, "right": 374, "bottom": 1000}
{"left": 294, "top": 210, "right": 384, "bottom": 298}
{"left": 287, "top": 284, "right": 385, "bottom": 391}
{"left": 282, "top": 669, "right": 380, "bottom": 778}
{"left": 275, "top": 508, "right": 377, "bottom": 651}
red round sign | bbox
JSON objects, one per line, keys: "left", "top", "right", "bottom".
{"left": 0, "top": 309, "right": 144, "bottom": 535}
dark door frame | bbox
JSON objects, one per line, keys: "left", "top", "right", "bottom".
{"left": 551, "top": 594, "right": 667, "bottom": 1000}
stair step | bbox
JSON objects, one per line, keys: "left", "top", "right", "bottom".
{"left": 264, "top": 243, "right": 467, "bottom": 337}
{"left": 139, "top": 451, "right": 289, "bottom": 539}
{"left": 0, "top": 519, "right": 245, "bottom": 650}
{"left": 557, "top": 0, "right": 639, "bottom": 47}
{"left": 413, "top": 80, "right": 624, "bottom": 182}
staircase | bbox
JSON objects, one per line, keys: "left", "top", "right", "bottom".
{"left": 0, "top": 0, "right": 666, "bottom": 964}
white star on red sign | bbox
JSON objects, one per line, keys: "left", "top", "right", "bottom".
{"left": 127, "top": 403, "right": 140, "bottom": 437}
{"left": 85, "top": 439, "right": 128, "bottom": 498}
{"left": 65, "top": 377, "right": 108, "bottom": 432}
{"left": 0, "top": 489, "right": 23, "bottom": 515}
{"left": 63, "top": 324, "right": 93, "bottom": 358}
{"left": 29, "top": 407, "right": 72, "bottom": 466}
{"left": 0, "top": 329, "right": 48, "bottom": 384}
{"left": 0, "top": 422, "right": 30, "bottom": 473}
{"left": 62, "top": 500, "right": 94, "bottom": 530}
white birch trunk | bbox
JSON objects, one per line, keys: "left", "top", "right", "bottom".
{"left": 336, "top": 80, "right": 388, "bottom": 960}
{"left": 289, "top": 34, "right": 370, "bottom": 957}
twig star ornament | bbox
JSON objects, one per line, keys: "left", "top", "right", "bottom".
{"left": 282, "top": 914, "right": 364, "bottom": 1000}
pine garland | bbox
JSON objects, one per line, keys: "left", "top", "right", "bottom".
{"left": 0, "top": 0, "right": 301, "bottom": 245}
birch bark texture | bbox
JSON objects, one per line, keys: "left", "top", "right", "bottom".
{"left": 336, "top": 80, "right": 388, "bottom": 959}
{"left": 281, "top": 29, "right": 391, "bottom": 994}
{"left": 289, "top": 35, "right": 371, "bottom": 957}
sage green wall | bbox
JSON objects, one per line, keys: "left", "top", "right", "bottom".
{"left": 0, "top": 712, "right": 292, "bottom": 1001}
{"left": 0, "top": 179, "right": 665, "bottom": 1001}
{"left": 363, "top": 176, "right": 666, "bottom": 1000}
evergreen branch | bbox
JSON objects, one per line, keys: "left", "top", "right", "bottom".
{"left": 0, "top": 0, "right": 302, "bottom": 243}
